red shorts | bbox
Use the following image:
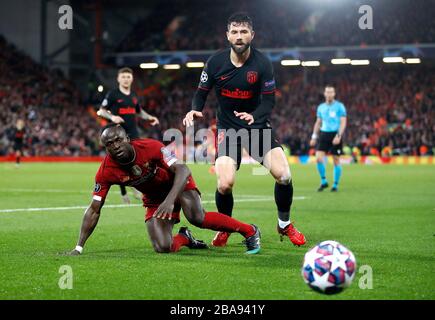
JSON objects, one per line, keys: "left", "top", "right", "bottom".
{"left": 144, "top": 175, "right": 199, "bottom": 223}
{"left": 145, "top": 203, "right": 182, "bottom": 223}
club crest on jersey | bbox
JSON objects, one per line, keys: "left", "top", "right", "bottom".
{"left": 247, "top": 71, "right": 258, "bottom": 84}
{"left": 131, "top": 165, "right": 142, "bottom": 176}
{"left": 132, "top": 97, "right": 138, "bottom": 105}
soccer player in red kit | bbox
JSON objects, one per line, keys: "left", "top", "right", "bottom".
{"left": 68, "top": 125, "right": 261, "bottom": 255}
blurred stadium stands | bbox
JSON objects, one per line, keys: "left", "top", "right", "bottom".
{"left": 0, "top": 0, "right": 433, "bottom": 157}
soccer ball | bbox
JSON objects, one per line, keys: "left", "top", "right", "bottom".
{"left": 301, "top": 240, "right": 356, "bottom": 294}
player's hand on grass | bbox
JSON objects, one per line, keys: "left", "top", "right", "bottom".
{"left": 111, "top": 115, "right": 125, "bottom": 124}
{"left": 309, "top": 139, "right": 317, "bottom": 147}
{"left": 153, "top": 200, "right": 175, "bottom": 220}
{"left": 149, "top": 116, "right": 160, "bottom": 126}
{"left": 182, "top": 111, "right": 203, "bottom": 127}
{"left": 234, "top": 111, "right": 254, "bottom": 125}
{"left": 333, "top": 135, "right": 341, "bottom": 145}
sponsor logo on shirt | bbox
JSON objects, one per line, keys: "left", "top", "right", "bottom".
{"left": 221, "top": 88, "right": 253, "bottom": 99}
{"left": 119, "top": 107, "right": 136, "bottom": 115}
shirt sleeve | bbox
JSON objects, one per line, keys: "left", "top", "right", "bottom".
{"left": 251, "top": 58, "right": 276, "bottom": 122}
{"left": 316, "top": 105, "right": 322, "bottom": 119}
{"left": 192, "top": 57, "right": 215, "bottom": 112}
{"left": 146, "top": 140, "right": 179, "bottom": 169}
{"left": 101, "top": 91, "right": 114, "bottom": 112}
{"left": 92, "top": 168, "right": 111, "bottom": 202}
{"left": 339, "top": 103, "right": 347, "bottom": 117}
{"left": 134, "top": 95, "right": 141, "bottom": 114}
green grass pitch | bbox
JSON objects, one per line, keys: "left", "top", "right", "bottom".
{"left": 0, "top": 162, "right": 434, "bottom": 300}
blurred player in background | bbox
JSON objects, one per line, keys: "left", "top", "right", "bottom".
{"left": 183, "top": 13, "right": 306, "bottom": 247}
{"left": 68, "top": 125, "right": 261, "bottom": 255}
{"left": 97, "top": 67, "right": 160, "bottom": 203}
{"left": 310, "top": 85, "right": 347, "bottom": 192}
{"left": 13, "top": 119, "right": 25, "bottom": 167}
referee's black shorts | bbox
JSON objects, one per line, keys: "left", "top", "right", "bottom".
{"left": 317, "top": 131, "right": 343, "bottom": 156}
{"left": 215, "top": 128, "right": 282, "bottom": 170}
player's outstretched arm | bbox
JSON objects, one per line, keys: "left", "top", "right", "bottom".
{"left": 153, "top": 162, "right": 191, "bottom": 220}
{"left": 182, "top": 110, "right": 203, "bottom": 127}
{"left": 97, "top": 107, "right": 124, "bottom": 124}
{"left": 68, "top": 200, "right": 103, "bottom": 255}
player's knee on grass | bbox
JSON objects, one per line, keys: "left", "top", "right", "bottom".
{"left": 152, "top": 240, "right": 171, "bottom": 253}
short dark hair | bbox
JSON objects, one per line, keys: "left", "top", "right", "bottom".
{"left": 227, "top": 12, "right": 253, "bottom": 31}
{"left": 118, "top": 67, "right": 133, "bottom": 75}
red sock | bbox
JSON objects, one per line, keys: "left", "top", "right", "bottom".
{"left": 201, "top": 212, "right": 255, "bottom": 238}
{"left": 170, "top": 233, "right": 190, "bottom": 252}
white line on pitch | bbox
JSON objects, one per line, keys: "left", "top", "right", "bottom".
{"left": 0, "top": 197, "right": 307, "bottom": 213}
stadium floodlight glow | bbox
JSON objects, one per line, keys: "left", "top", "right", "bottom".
{"left": 281, "top": 59, "right": 301, "bottom": 66}
{"left": 163, "top": 64, "right": 181, "bottom": 70}
{"left": 301, "top": 60, "right": 320, "bottom": 67}
{"left": 331, "top": 58, "right": 351, "bottom": 65}
{"left": 140, "top": 63, "right": 159, "bottom": 69}
{"left": 186, "top": 62, "right": 205, "bottom": 68}
{"left": 97, "top": 85, "right": 104, "bottom": 93}
{"left": 406, "top": 58, "right": 421, "bottom": 64}
{"left": 383, "top": 57, "right": 404, "bottom": 63}
{"left": 350, "top": 59, "right": 370, "bottom": 65}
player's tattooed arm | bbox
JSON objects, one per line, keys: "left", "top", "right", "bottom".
{"left": 153, "top": 163, "right": 191, "bottom": 220}
{"left": 97, "top": 108, "right": 124, "bottom": 124}
{"left": 68, "top": 200, "right": 103, "bottom": 255}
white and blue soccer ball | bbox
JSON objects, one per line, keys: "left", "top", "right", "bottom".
{"left": 302, "top": 240, "right": 356, "bottom": 294}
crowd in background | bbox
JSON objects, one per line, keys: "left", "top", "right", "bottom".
{"left": 1, "top": 26, "right": 434, "bottom": 158}
{"left": 136, "top": 64, "right": 435, "bottom": 157}
{"left": 0, "top": 36, "right": 101, "bottom": 157}
{"left": 118, "top": 0, "right": 435, "bottom": 52}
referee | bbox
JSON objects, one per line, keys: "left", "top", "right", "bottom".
{"left": 310, "top": 85, "right": 347, "bottom": 192}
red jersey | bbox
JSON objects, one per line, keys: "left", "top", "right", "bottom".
{"left": 92, "top": 139, "right": 197, "bottom": 206}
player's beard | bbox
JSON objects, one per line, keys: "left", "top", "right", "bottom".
{"left": 230, "top": 41, "right": 251, "bottom": 55}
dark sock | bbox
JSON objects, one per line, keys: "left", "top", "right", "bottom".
{"left": 120, "top": 185, "right": 127, "bottom": 196}
{"left": 170, "top": 233, "right": 190, "bottom": 252}
{"left": 215, "top": 189, "right": 234, "bottom": 217}
{"left": 275, "top": 181, "right": 293, "bottom": 213}
{"left": 16, "top": 156, "right": 20, "bottom": 164}
{"left": 201, "top": 212, "right": 255, "bottom": 238}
